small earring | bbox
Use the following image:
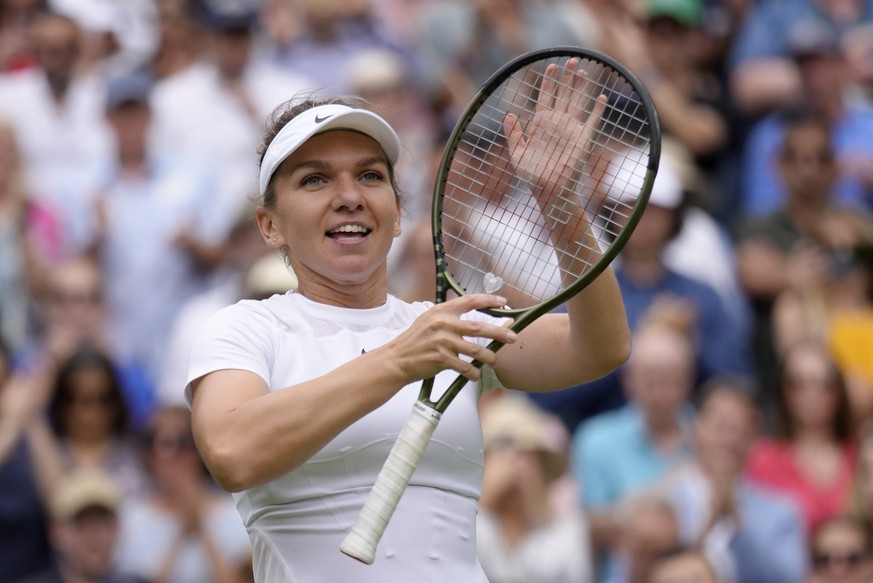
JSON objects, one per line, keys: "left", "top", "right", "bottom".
{"left": 271, "top": 237, "right": 277, "bottom": 243}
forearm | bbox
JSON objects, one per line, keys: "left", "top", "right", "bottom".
{"left": 565, "top": 265, "right": 630, "bottom": 372}
{"left": 497, "top": 268, "right": 629, "bottom": 392}
{"left": 731, "top": 60, "right": 802, "bottom": 115}
{"left": 24, "top": 418, "right": 65, "bottom": 506}
{"left": 648, "top": 82, "right": 727, "bottom": 156}
{"left": 0, "top": 414, "right": 24, "bottom": 465}
{"left": 193, "top": 350, "right": 410, "bottom": 492}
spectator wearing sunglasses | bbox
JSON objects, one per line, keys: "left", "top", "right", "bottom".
{"left": 809, "top": 515, "right": 873, "bottom": 583}
{"left": 48, "top": 347, "right": 148, "bottom": 499}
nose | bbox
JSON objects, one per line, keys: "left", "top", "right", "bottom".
{"left": 332, "top": 174, "right": 365, "bottom": 211}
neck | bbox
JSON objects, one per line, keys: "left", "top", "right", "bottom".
{"left": 294, "top": 266, "right": 391, "bottom": 309}
{"left": 69, "top": 438, "right": 110, "bottom": 462}
{"left": 46, "top": 71, "right": 71, "bottom": 102}
{"left": 645, "top": 414, "right": 681, "bottom": 444}
{"left": 792, "top": 426, "right": 834, "bottom": 445}
{"left": 787, "top": 198, "right": 829, "bottom": 230}
{"left": 58, "top": 559, "right": 98, "bottom": 583}
{"left": 118, "top": 150, "right": 147, "bottom": 174}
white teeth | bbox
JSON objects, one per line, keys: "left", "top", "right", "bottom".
{"left": 330, "top": 225, "right": 368, "bottom": 234}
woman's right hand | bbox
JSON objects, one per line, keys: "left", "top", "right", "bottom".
{"left": 378, "top": 294, "right": 517, "bottom": 385}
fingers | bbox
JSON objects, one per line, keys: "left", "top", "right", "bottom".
{"left": 448, "top": 340, "right": 498, "bottom": 381}
{"left": 429, "top": 297, "right": 519, "bottom": 348}
{"left": 439, "top": 293, "right": 510, "bottom": 315}
{"left": 503, "top": 113, "right": 524, "bottom": 157}
{"left": 579, "top": 94, "right": 608, "bottom": 147}
{"left": 424, "top": 295, "right": 518, "bottom": 377}
{"left": 567, "top": 67, "right": 589, "bottom": 115}
{"left": 537, "top": 63, "right": 559, "bottom": 111}
{"left": 554, "top": 58, "right": 581, "bottom": 113}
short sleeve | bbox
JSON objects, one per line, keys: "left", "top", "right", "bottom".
{"left": 184, "top": 301, "right": 275, "bottom": 407}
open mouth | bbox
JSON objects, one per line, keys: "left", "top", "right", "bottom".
{"left": 327, "top": 224, "right": 371, "bottom": 241}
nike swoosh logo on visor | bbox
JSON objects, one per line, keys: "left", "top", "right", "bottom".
{"left": 314, "top": 114, "right": 333, "bottom": 123}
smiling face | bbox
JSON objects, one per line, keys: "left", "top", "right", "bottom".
{"left": 257, "top": 130, "right": 401, "bottom": 304}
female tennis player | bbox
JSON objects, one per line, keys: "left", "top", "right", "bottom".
{"left": 186, "top": 82, "right": 630, "bottom": 581}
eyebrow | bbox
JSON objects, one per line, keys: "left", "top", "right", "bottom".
{"left": 287, "top": 155, "right": 389, "bottom": 176}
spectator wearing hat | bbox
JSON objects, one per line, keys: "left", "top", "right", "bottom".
{"left": 343, "top": 48, "right": 439, "bottom": 222}
{"left": 476, "top": 394, "right": 594, "bottom": 583}
{"left": 12, "top": 469, "right": 150, "bottom": 583}
{"left": 603, "top": 0, "right": 729, "bottom": 162}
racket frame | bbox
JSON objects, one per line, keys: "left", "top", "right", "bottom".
{"left": 426, "top": 45, "right": 661, "bottom": 412}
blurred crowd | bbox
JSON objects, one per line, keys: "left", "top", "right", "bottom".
{"left": 2, "top": 0, "right": 873, "bottom": 581}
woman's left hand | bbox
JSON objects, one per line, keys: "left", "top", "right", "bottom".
{"left": 502, "top": 58, "right": 607, "bottom": 201}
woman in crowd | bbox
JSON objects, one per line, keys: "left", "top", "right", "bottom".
{"left": 746, "top": 339, "right": 856, "bottom": 534}
{"left": 48, "top": 346, "right": 147, "bottom": 498}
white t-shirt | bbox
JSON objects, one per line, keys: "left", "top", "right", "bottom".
{"left": 186, "top": 292, "right": 499, "bottom": 582}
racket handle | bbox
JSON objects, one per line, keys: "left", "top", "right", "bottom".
{"left": 340, "top": 401, "right": 441, "bottom": 564}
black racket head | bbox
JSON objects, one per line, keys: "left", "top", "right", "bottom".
{"left": 432, "top": 47, "right": 660, "bottom": 319}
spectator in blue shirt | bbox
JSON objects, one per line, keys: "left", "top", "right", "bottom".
{"left": 573, "top": 319, "right": 696, "bottom": 580}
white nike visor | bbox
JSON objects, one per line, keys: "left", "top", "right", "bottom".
{"left": 258, "top": 103, "right": 402, "bottom": 196}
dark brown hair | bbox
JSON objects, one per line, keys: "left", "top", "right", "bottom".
{"left": 49, "top": 346, "right": 129, "bottom": 439}
{"left": 774, "top": 339, "right": 853, "bottom": 443}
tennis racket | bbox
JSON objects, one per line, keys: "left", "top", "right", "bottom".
{"left": 340, "top": 46, "right": 660, "bottom": 564}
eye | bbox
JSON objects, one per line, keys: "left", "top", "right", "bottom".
{"left": 361, "top": 170, "right": 385, "bottom": 183}
{"left": 301, "top": 174, "right": 325, "bottom": 187}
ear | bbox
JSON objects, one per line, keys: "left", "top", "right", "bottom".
{"left": 393, "top": 200, "right": 402, "bottom": 239}
{"left": 256, "top": 206, "right": 284, "bottom": 249}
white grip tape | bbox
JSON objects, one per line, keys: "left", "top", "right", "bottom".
{"left": 340, "top": 401, "right": 442, "bottom": 564}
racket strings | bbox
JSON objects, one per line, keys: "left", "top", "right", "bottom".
{"left": 440, "top": 55, "right": 652, "bottom": 309}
